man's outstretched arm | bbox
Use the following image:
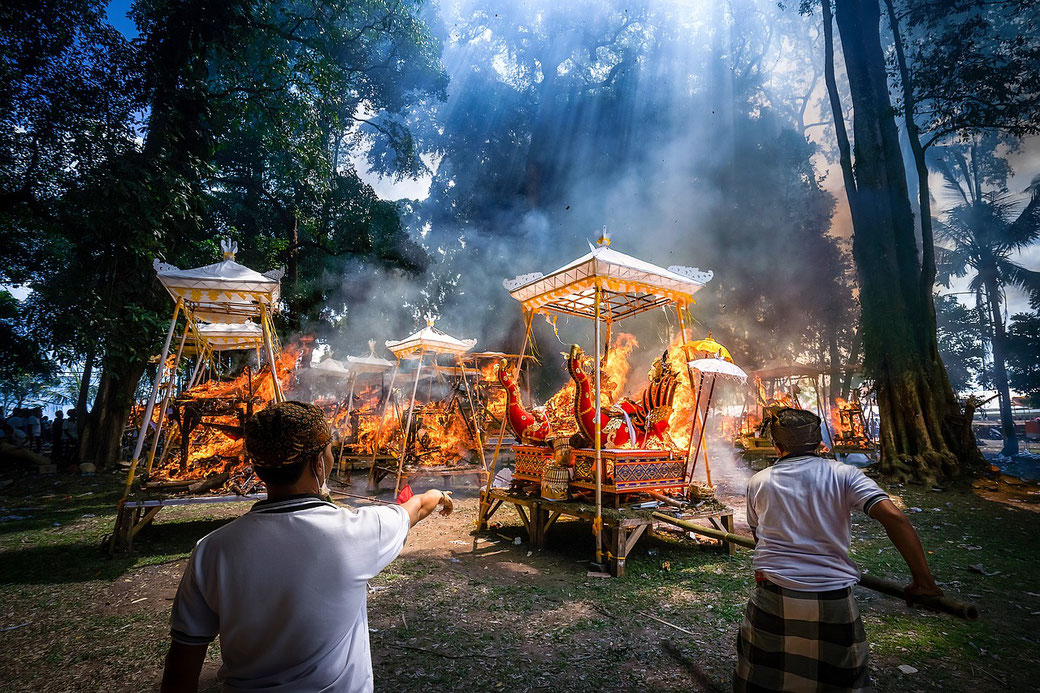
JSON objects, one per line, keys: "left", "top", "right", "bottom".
{"left": 160, "top": 641, "right": 207, "bottom": 693}
{"left": 868, "top": 499, "right": 943, "bottom": 604}
{"left": 400, "top": 489, "right": 453, "bottom": 527}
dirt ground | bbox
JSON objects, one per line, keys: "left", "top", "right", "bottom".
{"left": 1, "top": 465, "right": 1039, "bottom": 692}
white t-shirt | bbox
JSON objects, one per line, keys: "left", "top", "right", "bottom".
{"left": 28, "top": 416, "right": 41, "bottom": 436}
{"left": 746, "top": 455, "right": 888, "bottom": 591}
{"left": 170, "top": 495, "right": 411, "bottom": 692}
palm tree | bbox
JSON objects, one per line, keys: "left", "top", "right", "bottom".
{"left": 933, "top": 141, "right": 1040, "bottom": 457}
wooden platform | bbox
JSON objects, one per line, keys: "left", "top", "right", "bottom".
{"left": 110, "top": 492, "right": 266, "bottom": 552}
{"left": 369, "top": 463, "right": 487, "bottom": 488}
{"left": 476, "top": 487, "right": 735, "bottom": 577}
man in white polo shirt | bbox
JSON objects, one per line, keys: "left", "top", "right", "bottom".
{"left": 734, "top": 408, "right": 942, "bottom": 693}
{"left": 160, "top": 401, "right": 453, "bottom": 693}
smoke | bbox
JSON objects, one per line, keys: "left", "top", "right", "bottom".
{"left": 324, "top": 0, "right": 851, "bottom": 399}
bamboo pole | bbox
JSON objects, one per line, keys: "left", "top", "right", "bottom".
{"left": 649, "top": 512, "right": 978, "bottom": 620}
{"left": 457, "top": 355, "right": 487, "bottom": 474}
{"left": 486, "top": 310, "right": 534, "bottom": 488}
{"left": 594, "top": 285, "right": 604, "bottom": 566}
{"left": 121, "top": 298, "right": 182, "bottom": 502}
{"left": 677, "top": 304, "right": 710, "bottom": 486}
{"left": 395, "top": 350, "right": 426, "bottom": 497}
{"left": 368, "top": 360, "right": 400, "bottom": 487}
{"left": 144, "top": 317, "right": 190, "bottom": 477}
{"left": 259, "top": 303, "right": 284, "bottom": 403}
{"left": 690, "top": 375, "right": 716, "bottom": 486}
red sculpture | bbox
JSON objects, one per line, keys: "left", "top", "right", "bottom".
{"left": 498, "top": 360, "right": 551, "bottom": 445}
{"left": 566, "top": 344, "right": 676, "bottom": 449}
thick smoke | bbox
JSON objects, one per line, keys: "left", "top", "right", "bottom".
{"left": 324, "top": 0, "right": 849, "bottom": 404}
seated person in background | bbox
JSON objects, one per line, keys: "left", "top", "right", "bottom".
{"left": 734, "top": 407, "right": 942, "bottom": 693}
{"left": 161, "top": 401, "right": 453, "bottom": 693}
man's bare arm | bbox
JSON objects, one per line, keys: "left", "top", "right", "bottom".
{"left": 868, "top": 499, "right": 943, "bottom": 604}
{"left": 400, "top": 489, "right": 453, "bottom": 527}
{"left": 160, "top": 641, "right": 207, "bottom": 693}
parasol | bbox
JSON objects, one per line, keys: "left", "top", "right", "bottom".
{"left": 682, "top": 333, "right": 733, "bottom": 363}
{"left": 688, "top": 357, "right": 748, "bottom": 383}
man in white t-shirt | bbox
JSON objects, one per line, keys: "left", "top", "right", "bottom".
{"left": 160, "top": 401, "right": 453, "bottom": 693}
{"left": 734, "top": 408, "right": 942, "bottom": 693}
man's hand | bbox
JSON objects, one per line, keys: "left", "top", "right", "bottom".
{"left": 437, "top": 490, "right": 454, "bottom": 516}
{"left": 402, "top": 489, "right": 453, "bottom": 526}
{"left": 904, "top": 577, "right": 944, "bottom": 608}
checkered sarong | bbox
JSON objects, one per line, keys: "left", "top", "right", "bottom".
{"left": 734, "top": 582, "right": 870, "bottom": 692}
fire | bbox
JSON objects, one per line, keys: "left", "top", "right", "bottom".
{"left": 829, "top": 396, "right": 872, "bottom": 448}
{"left": 144, "top": 342, "right": 302, "bottom": 494}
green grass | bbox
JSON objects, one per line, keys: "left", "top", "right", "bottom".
{"left": 1, "top": 469, "right": 1038, "bottom": 692}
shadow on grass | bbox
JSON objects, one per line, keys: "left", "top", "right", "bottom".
{"left": 0, "top": 517, "right": 234, "bottom": 586}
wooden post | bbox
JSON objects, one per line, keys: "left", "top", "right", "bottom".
{"left": 457, "top": 355, "right": 488, "bottom": 474}
{"left": 368, "top": 360, "right": 400, "bottom": 488}
{"left": 259, "top": 303, "right": 284, "bottom": 403}
{"left": 486, "top": 310, "right": 534, "bottom": 488}
{"left": 395, "top": 350, "right": 425, "bottom": 497}
{"left": 144, "top": 318, "right": 191, "bottom": 477}
{"left": 121, "top": 299, "right": 182, "bottom": 502}
{"left": 691, "top": 375, "right": 717, "bottom": 486}
{"left": 594, "top": 284, "right": 604, "bottom": 566}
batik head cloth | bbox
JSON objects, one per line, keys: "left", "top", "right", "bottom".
{"left": 244, "top": 401, "right": 331, "bottom": 467}
{"left": 768, "top": 407, "right": 822, "bottom": 454}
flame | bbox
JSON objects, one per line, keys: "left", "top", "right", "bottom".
{"left": 143, "top": 342, "right": 302, "bottom": 493}
{"left": 829, "top": 396, "right": 872, "bottom": 447}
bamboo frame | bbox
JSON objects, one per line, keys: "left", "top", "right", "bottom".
{"left": 120, "top": 298, "right": 183, "bottom": 504}
{"left": 594, "top": 284, "right": 604, "bottom": 566}
{"left": 259, "top": 303, "right": 284, "bottom": 404}
{"left": 486, "top": 310, "right": 534, "bottom": 487}
{"left": 368, "top": 360, "right": 401, "bottom": 488}
{"left": 394, "top": 350, "right": 426, "bottom": 497}
{"left": 456, "top": 355, "right": 488, "bottom": 475}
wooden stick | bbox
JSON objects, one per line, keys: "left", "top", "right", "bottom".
{"left": 650, "top": 512, "right": 979, "bottom": 621}
{"left": 637, "top": 611, "right": 696, "bottom": 636}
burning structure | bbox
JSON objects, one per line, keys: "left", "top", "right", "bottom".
{"left": 481, "top": 234, "right": 724, "bottom": 568}
{"left": 111, "top": 240, "right": 288, "bottom": 551}
{"left": 367, "top": 318, "right": 488, "bottom": 494}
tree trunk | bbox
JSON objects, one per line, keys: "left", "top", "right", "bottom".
{"left": 78, "top": 357, "right": 146, "bottom": 470}
{"left": 829, "top": 0, "right": 983, "bottom": 483}
{"left": 76, "top": 344, "right": 95, "bottom": 438}
{"left": 983, "top": 275, "right": 1019, "bottom": 455}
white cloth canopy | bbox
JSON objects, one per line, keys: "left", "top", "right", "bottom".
{"left": 385, "top": 322, "right": 477, "bottom": 358}
{"left": 154, "top": 255, "right": 284, "bottom": 322}
{"left": 192, "top": 321, "right": 264, "bottom": 352}
{"left": 504, "top": 243, "right": 712, "bottom": 320}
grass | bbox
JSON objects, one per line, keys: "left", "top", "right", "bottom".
{"left": 1, "top": 467, "right": 1038, "bottom": 692}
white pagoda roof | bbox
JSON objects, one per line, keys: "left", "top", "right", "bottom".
{"left": 504, "top": 241, "right": 712, "bottom": 320}
{"left": 311, "top": 357, "right": 352, "bottom": 378}
{"left": 346, "top": 355, "right": 395, "bottom": 374}
{"left": 385, "top": 320, "right": 477, "bottom": 358}
{"left": 153, "top": 240, "right": 283, "bottom": 322}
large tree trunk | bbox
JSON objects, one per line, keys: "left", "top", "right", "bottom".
{"left": 829, "top": 0, "right": 983, "bottom": 483}
{"left": 79, "top": 358, "right": 146, "bottom": 470}
{"left": 983, "top": 275, "right": 1019, "bottom": 455}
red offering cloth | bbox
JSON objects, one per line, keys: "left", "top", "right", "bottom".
{"left": 396, "top": 485, "right": 413, "bottom": 504}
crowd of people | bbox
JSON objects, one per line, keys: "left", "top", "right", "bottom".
{"left": 0, "top": 406, "right": 79, "bottom": 468}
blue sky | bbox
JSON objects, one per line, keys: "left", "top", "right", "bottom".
{"left": 106, "top": 0, "right": 137, "bottom": 39}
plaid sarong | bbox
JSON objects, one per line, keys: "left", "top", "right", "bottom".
{"left": 734, "top": 582, "right": 870, "bottom": 692}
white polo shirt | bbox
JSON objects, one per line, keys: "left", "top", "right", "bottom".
{"left": 746, "top": 455, "right": 889, "bottom": 591}
{"left": 170, "top": 494, "right": 410, "bottom": 692}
